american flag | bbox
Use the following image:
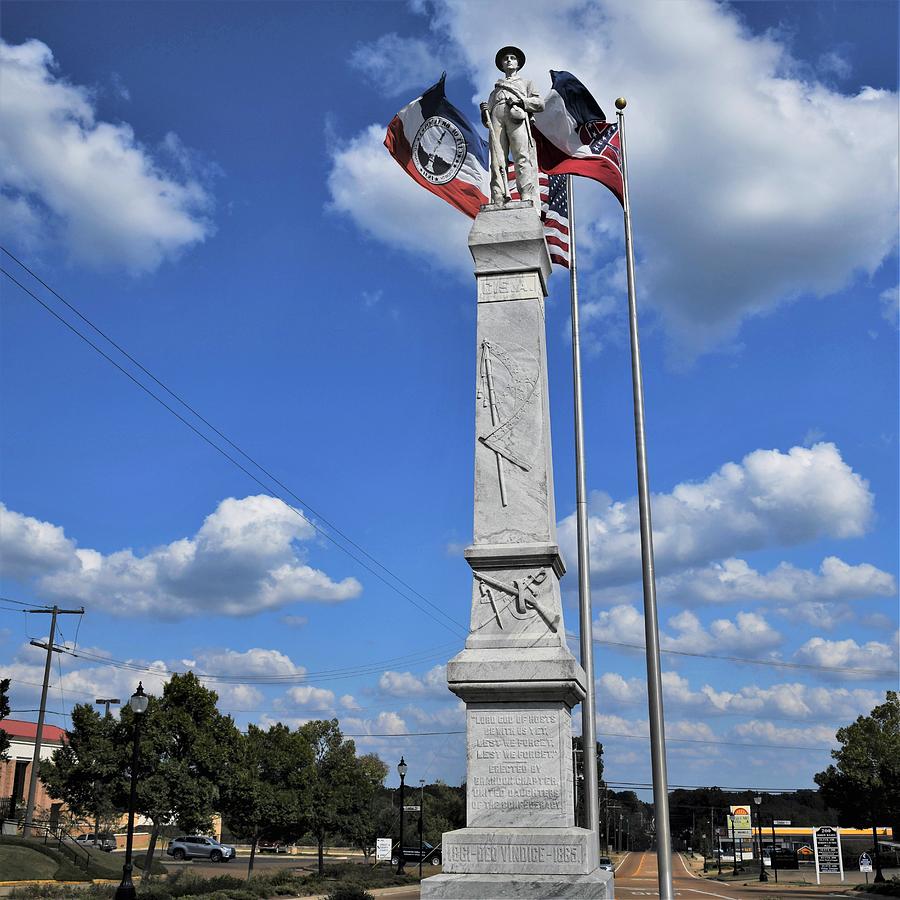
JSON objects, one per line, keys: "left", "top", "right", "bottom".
{"left": 506, "top": 167, "right": 570, "bottom": 269}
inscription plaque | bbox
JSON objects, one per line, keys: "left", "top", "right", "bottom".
{"left": 477, "top": 272, "right": 540, "bottom": 303}
{"left": 467, "top": 704, "right": 570, "bottom": 827}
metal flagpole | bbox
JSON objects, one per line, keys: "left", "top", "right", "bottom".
{"left": 615, "top": 97, "right": 674, "bottom": 898}
{"left": 566, "top": 174, "right": 601, "bottom": 841}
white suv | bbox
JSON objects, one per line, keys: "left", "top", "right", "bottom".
{"left": 166, "top": 835, "right": 236, "bottom": 862}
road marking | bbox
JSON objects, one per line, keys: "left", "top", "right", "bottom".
{"left": 681, "top": 888, "right": 742, "bottom": 899}
{"left": 615, "top": 851, "right": 632, "bottom": 873}
{"left": 677, "top": 852, "right": 700, "bottom": 879}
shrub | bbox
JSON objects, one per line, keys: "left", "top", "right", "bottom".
{"left": 324, "top": 888, "right": 374, "bottom": 900}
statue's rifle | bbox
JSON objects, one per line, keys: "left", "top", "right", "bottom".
{"left": 481, "top": 341, "right": 508, "bottom": 507}
{"left": 482, "top": 105, "right": 511, "bottom": 203}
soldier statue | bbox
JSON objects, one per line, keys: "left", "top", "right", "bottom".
{"left": 480, "top": 46, "right": 544, "bottom": 207}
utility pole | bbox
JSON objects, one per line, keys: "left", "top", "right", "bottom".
{"left": 23, "top": 605, "right": 83, "bottom": 836}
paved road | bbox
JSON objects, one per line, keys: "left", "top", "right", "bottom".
{"left": 614, "top": 851, "right": 859, "bottom": 898}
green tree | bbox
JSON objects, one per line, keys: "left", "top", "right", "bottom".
{"left": 41, "top": 703, "right": 120, "bottom": 835}
{"left": 117, "top": 673, "right": 241, "bottom": 877}
{"left": 0, "top": 678, "right": 10, "bottom": 761}
{"left": 815, "top": 691, "right": 900, "bottom": 883}
{"left": 342, "top": 763, "right": 394, "bottom": 860}
{"left": 221, "top": 723, "right": 313, "bottom": 877}
{"left": 299, "top": 720, "right": 387, "bottom": 875}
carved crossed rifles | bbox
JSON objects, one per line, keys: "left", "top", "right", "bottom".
{"left": 475, "top": 569, "right": 558, "bottom": 632}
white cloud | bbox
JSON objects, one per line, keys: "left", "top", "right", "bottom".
{"left": 343, "top": 710, "right": 409, "bottom": 736}
{"left": 350, "top": 33, "right": 451, "bottom": 98}
{"left": 0, "top": 496, "right": 362, "bottom": 618}
{"left": 0, "top": 39, "right": 213, "bottom": 272}
{"left": 340, "top": 694, "right": 362, "bottom": 711}
{"left": 880, "top": 285, "right": 899, "bottom": 325}
{"left": 593, "top": 604, "right": 783, "bottom": 655}
{"left": 281, "top": 685, "right": 337, "bottom": 711}
{"left": 601, "top": 669, "right": 882, "bottom": 724}
{"left": 190, "top": 646, "right": 305, "bottom": 677}
{"left": 335, "top": 1, "right": 898, "bottom": 353}
{"left": 280, "top": 614, "right": 309, "bottom": 628}
{"left": 730, "top": 720, "right": 838, "bottom": 749}
{"left": 561, "top": 443, "right": 873, "bottom": 586}
{"left": 404, "top": 700, "right": 466, "bottom": 728}
{"left": 793, "top": 634, "right": 899, "bottom": 678}
{"left": 378, "top": 664, "right": 447, "bottom": 698}
{"left": 656, "top": 556, "right": 896, "bottom": 606}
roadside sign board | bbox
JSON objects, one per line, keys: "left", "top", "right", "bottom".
{"left": 813, "top": 826, "right": 844, "bottom": 884}
{"left": 376, "top": 838, "right": 392, "bottom": 862}
{"left": 729, "top": 805, "right": 753, "bottom": 839}
{"left": 403, "top": 805, "right": 421, "bottom": 812}
{"left": 859, "top": 853, "right": 873, "bottom": 873}
{"left": 773, "top": 820, "right": 791, "bottom": 826}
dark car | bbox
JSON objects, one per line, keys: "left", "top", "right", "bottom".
{"left": 166, "top": 835, "right": 236, "bottom": 862}
{"left": 391, "top": 841, "right": 442, "bottom": 866}
{"left": 258, "top": 840, "right": 288, "bottom": 853}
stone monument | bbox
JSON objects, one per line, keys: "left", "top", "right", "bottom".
{"left": 420, "top": 49, "right": 614, "bottom": 900}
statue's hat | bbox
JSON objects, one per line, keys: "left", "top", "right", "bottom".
{"left": 495, "top": 46, "right": 526, "bottom": 71}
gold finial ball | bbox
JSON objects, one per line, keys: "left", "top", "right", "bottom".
{"left": 615, "top": 97, "right": 627, "bottom": 110}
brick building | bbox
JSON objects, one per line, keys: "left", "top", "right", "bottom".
{"left": 1, "top": 719, "right": 66, "bottom": 821}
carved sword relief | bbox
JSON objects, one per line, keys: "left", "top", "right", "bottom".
{"left": 477, "top": 339, "right": 540, "bottom": 506}
{"left": 474, "top": 568, "right": 558, "bottom": 632}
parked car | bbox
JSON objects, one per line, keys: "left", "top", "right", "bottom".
{"left": 391, "top": 841, "right": 442, "bottom": 866}
{"left": 166, "top": 835, "right": 236, "bottom": 862}
{"left": 258, "top": 840, "right": 288, "bottom": 853}
{"left": 597, "top": 856, "right": 614, "bottom": 872}
{"left": 76, "top": 833, "right": 116, "bottom": 852}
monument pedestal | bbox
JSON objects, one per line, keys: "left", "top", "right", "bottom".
{"left": 421, "top": 203, "right": 613, "bottom": 900}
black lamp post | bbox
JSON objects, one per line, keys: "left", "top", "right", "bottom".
{"left": 753, "top": 795, "right": 767, "bottom": 882}
{"left": 396, "top": 756, "right": 408, "bottom": 875}
{"left": 115, "top": 683, "right": 149, "bottom": 900}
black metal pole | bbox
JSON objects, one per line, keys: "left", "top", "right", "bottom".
{"left": 717, "top": 833, "right": 722, "bottom": 876}
{"left": 757, "top": 810, "right": 767, "bottom": 881}
{"left": 873, "top": 824, "right": 885, "bottom": 882}
{"left": 771, "top": 821, "right": 778, "bottom": 884}
{"left": 115, "top": 712, "right": 141, "bottom": 900}
{"left": 397, "top": 770, "right": 406, "bottom": 875}
{"left": 731, "top": 815, "right": 738, "bottom": 876}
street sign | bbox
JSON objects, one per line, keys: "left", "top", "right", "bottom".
{"left": 403, "top": 805, "right": 421, "bottom": 812}
{"left": 813, "top": 826, "right": 844, "bottom": 884}
{"left": 773, "top": 820, "right": 791, "bottom": 826}
{"left": 859, "top": 853, "right": 873, "bottom": 873}
{"left": 376, "top": 838, "right": 392, "bottom": 862}
{"left": 729, "top": 805, "right": 752, "bottom": 839}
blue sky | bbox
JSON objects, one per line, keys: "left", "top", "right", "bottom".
{"left": 1, "top": 0, "right": 897, "bottom": 798}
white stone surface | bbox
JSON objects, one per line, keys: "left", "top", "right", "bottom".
{"left": 422, "top": 202, "right": 611, "bottom": 899}
{"left": 467, "top": 702, "right": 573, "bottom": 828}
{"left": 421, "top": 871, "right": 614, "bottom": 899}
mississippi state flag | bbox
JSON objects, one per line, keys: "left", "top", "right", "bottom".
{"left": 384, "top": 74, "right": 490, "bottom": 218}
{"left": 533, "top": 71, "right": 623, "bottom": 205}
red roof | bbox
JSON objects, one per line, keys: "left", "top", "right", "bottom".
{"left": 0, "top": 720, "right": 66, "bottom": 743}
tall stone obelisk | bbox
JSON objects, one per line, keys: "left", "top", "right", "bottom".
{"left": 421, "top": 200, "right": 613, "bottom": 899}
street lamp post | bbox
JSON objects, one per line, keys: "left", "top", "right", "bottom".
{"left": 115, "top": 683, "right": 148, "bottom": 900}
{"left": 753, "top": 795, "right": 767, "bottom": 882}
{"left": 396, "top": 757, "right": 407, "bottom": 875}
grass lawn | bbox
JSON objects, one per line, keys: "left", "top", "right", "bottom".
{"left": 0, "top": 844, "right": 59, "bottom": 881}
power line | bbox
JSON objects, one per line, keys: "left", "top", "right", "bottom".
{"left": 0, "top": 256, "right": 466, "bottom": 638}
{"left": 585, "top": 634, "right": 897, "bottom": 678}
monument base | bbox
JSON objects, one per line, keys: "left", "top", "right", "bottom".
{"left": 421, "top": 870, "right": 614, "bottom": 899}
